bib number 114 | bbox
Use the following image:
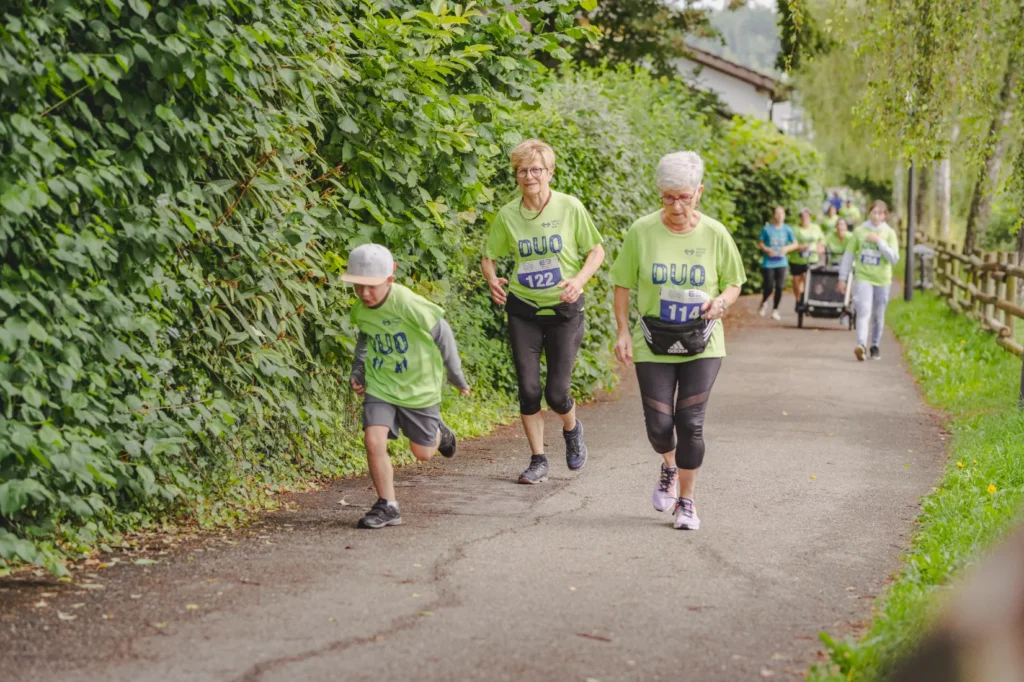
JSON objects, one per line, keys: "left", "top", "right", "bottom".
{"left": 659, "top": 288, "right": 709, "bottom": 323}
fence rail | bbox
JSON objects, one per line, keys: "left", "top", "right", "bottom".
{"left": 921, "top": 235, "right": 1024, "bottom": 358}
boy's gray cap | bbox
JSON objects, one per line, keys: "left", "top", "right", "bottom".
{"left": 341, "top": 244, "right": 394, "bottom": 285}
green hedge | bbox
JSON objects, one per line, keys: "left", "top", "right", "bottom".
{"left": 0, "top": 0, "right": 823, "bottom": 572}
{"left": 0, "top": 0, "right": 591, "bottom": 572}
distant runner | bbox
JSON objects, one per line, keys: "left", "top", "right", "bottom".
{"left": 790, "top": 208, "right": 825, "bottom": 311}
{"left": 758, "top": 206, "right": 796, "bottom": 322}
{"left": 838, "top": 201, "right": 900, "bottom": 361}
{"left": 345, "top": 244, "right": 471, "bottom": 528}
{"left": 610, "top": 151, "right": 746, "bottom": 530}
{"left": 481, "top": 139, "right": 605, "bottom": 484}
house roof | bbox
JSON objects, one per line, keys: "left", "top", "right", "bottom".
{"left": 680, "top": 45, "right": 780, "bottom": 95}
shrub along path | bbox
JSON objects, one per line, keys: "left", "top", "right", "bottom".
{"left": 0, "top": 295, "right": 945, "bottom": 681}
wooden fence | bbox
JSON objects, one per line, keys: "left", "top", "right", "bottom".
{"left": 921, "top": 236, "right": 1024, "bottom": 358}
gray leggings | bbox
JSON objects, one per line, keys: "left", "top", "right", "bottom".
{"left": 635, "top": 358, "right": 722, "bottom": 470}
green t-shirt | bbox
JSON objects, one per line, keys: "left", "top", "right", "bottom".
{"left": 839, "top": 205, "right": 862, "bottom": 223}
{"left": 789, "top": 223, "right": 824, "bottom": 265}
{"left": 609, "top": 211, "right": 747, "bottom": 364}
{"left": 484, "top": 191, "right": 603, "bottom": 308}
{"left": 845, "top": 224, "right": 899, "bottom": 286}
{"left": 825, "top": 231, "right": 850, "bottom": 259}
{"left": 821, "top": 214, "right": 839, "bottom": 235}
{"left": 350, "top": 283, "right": 445, "bottom": 409}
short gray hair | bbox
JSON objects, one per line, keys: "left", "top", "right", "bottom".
{"left": 656, "top": 151, "right": 705, "bottom": 191}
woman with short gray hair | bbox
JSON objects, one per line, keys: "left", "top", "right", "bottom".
{"left": 609, "top": 151, "right": 746, "bottom": 530}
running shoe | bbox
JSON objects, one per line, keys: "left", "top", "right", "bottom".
{"left": 759, "top": 301, "right": 771, "bottom": 317}
{"left": 563, "top": 419, "right": 588, "bottom": 471}
{"left": 771, "top": 310, "right": 782, "bottom": 322}
{"left": 854, "top": 345, "right": 866, "bottom": 361}
{"left": 652, "top": 463, "right": 679, "bottom": 512}
{"left": 673, "top": 497, "right": 700, "bottom": 530}
{"left": 438, "top": 422, "right": 457, "bottom": 458}
{"left": 870, "top": 345, "right": 881, "bottom": 360}
{"left": 358, "top": 499, "right": 401, "bottom": 529}
{"left": 518, "top": 455, "right": 549, "bottom": 484}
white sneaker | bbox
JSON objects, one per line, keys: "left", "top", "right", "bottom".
{"left": 673, "top": 498, "right": 700, "bottom": 530}
{"left": 652, "top": 463, "right": 679, "bottom": 512}
{"left": 771, "top": 310, "right": 782, "bottom": 321}
{"left": 758, "top": 301, "right": 770, "bottom": 317}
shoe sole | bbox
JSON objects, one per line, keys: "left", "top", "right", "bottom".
{"left": 854, "top": 346, "right": 866, "bottom": 361}
{"left": 358, "top": 517, "right": 402, "bottom": 529}
{"left": 518, "top": 475, "right": 548, "bottom": 484}
{"left": 674, "top": 521, "right": 700, "bottom": 530}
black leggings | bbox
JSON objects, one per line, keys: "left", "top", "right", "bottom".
{"left": 761, "top": 267, "right": 786, "bottom": 309}
{"left": 635, "top": 358, "right": 722, "bottom": 470}
{"left": 507, "top": 304, "right": 585, "bottom": 416}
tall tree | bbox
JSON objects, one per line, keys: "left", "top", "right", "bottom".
{"left": 963, "top": 45, "right": 1022, "bottom": 254}
{"left": 571, "top": 0, "right": 714, "bottom": 77}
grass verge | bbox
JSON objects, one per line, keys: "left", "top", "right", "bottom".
{"left": 809, "top": 291, "right": 1024, "bottom": 681}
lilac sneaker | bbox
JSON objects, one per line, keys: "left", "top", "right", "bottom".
{"left": 652, "top": 463, "right": 678, "bottom": 512}
{"left": 673, "top": 498, "right": 700, "bottom": 530}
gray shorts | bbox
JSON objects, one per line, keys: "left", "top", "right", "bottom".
{"left": 363, "top": 395, "right": 441, "bottom": 447}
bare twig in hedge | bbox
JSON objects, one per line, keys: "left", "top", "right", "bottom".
{"left": 213, "top": 151, "right": 278, "bottom": 230}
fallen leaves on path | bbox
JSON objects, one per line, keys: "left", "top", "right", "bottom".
{"left": 57, "top": 611, "right": 77, "bottom": 621}
{"left": 576, "top": 633, "right": 612, "bottom": 643}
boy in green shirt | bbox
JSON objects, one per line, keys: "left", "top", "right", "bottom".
{"left": 344, "top": 244, "right": 471, "bottom": 528}
{"left": 837, "top": 201, "right": 900, "bottom": 361}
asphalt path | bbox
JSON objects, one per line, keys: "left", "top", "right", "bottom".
{"left": 0, "top": 294, "right": 946, "bottom": 681}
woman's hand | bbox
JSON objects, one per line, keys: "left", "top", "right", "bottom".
{"left": 702, "top": 297, "right": 726, "bottom": 321}
{"left": 459, "top": 386, "right": 471, "bottom": 397}
{"left": 557, "top": 276, "right": 583, "bottom": 303}
{"left": 836, "top": 280, "right": 847, "bottom": 295}
{"left": 350, "top": 378, "right": 365, "bottom": 396}
{"left": 614, "top": 332, "right": 633, "bottom": 365}
{"left": 487, "top": 276, "right": 508, "bottom": 305}
{"left": 864, "top": 232, "right": 882, "bottom": 244}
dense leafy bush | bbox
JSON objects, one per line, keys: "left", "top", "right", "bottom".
{"left": 0, "top": 0, "right": 590, "bottom": 571}
{"left": 720, "top": 117, "right": 824, "bottom": 291}
{"left": 0, "top": 0, "right": 822, "bottom": 572}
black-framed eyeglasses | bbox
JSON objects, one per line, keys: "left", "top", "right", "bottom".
{"left": 516, "top": 167, "right": 549, "bottom": 179}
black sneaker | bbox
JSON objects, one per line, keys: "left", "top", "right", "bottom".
{"left": 358, "top": 499, "right": 401, "bottom": 529}
{"left": 518, "top": 455, "right": 549, "bottom": 484}
{"left": 870, "top": 345, "right": 881, "bottom": 360}
{"left": 438, "top": 422, "right": 457, "bottom": 458}
{"left": 563, "top": 420, "right": 588, "bottom": 471}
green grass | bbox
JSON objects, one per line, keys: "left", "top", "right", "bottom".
{"left": 809, "top": 291, "right": 1024, "bottom": 681}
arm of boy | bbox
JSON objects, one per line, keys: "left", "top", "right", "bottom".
{"left": 430, "top": 319, "right": 471, "bottom": 396}
{"left": 350, "top": 333, "right": 367, "bottom": 395}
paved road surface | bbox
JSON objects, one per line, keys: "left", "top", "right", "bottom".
{"left": 1, "top": 295, "right": 946, "bottom": 681}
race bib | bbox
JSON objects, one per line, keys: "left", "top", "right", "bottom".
{"left": 517, "top": 258, "right": 561, "bottom": 289}
{"left": 860, "top": 251, "right": 881, "bottom": 266}
{"left": 659, "top": 288, "right": 709, "bottom": 324}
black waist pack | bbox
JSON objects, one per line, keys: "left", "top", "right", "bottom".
{"left": 640, "top": 316, "right": 716, "bottom": 356}
{"left": 506, "top": 292, "right": 585, "bottom": 322}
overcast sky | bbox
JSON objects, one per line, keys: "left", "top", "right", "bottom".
{"left": 691, "top": 0, "right": 777, "bottom": 10}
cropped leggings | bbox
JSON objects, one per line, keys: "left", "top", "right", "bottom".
{"left": 761, "top": 266, "right": 787, "bottom": 309}
{"left": 507, "top": 307, "right": 585, "bottom": 416}
{"left": 635, "top": 358, "right": 722, "bottom": 470}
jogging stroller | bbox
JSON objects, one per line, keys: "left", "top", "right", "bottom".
{"left": 798, "top": 264, "right": 855, "bottom": 329}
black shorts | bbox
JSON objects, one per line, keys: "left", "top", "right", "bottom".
{"left": 789, "top": 263, "right": 809, "bottom": 276}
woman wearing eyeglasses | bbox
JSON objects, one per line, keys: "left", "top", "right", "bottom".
{"left": 609, "top": 151, "right": 745, "bottom": 530}
{"left": 481, "top": 139, "right": 606, "bottom": 484}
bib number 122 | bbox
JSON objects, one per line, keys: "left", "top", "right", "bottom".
{"left": 517, "top": 258, "right": 562, "bottom": 290}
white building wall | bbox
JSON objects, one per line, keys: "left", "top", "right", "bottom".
{"left": 675, "top": 57, "right": 773, "bottom": 120}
